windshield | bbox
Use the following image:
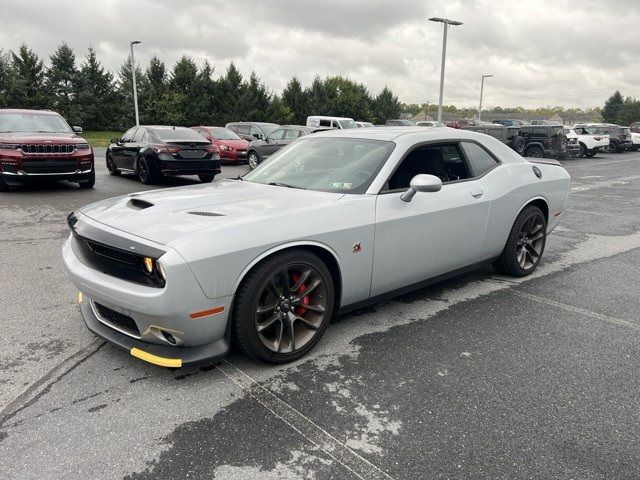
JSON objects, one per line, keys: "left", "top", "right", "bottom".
{"left": 151, "top": 127, "right": 208, "bottom": 142}
{"left": 258, "top": 124, "right": 280, "bottom": 136}
{"left": 620, "top": 127, "right": 631, "bottom": 134}
{"left": 243, "top": 137, "right": 395, "bottom": 194}
{"left": 0, "top": 112, "right": 72, "bottom": 133}
{"left": 338, "top": 119, "right": 358, "bottom": 129}
{"left": 210, "top": 128, "right": 241, "bottom": 140}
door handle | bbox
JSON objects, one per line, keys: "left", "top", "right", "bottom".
{"left": 471, "top": 189, "right": 484, "bottom": 198}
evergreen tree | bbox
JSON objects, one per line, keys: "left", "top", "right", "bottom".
{"left": 324, "top": 76, "right": 372, "bottom": 121}
{"left": 602, "top": 90, "right": 624, "bottom": 124}
{"left": 238, "top": 72, "right": 270, "bottom": 122}
{"left": 191, "top": 60, "right": 217, "bottom": 125}
{"left": 45, "top": 43, "right": 78, "bottom": 120}
{"left": 8, "top": 44, "right": 48, "bottom": 109}
{"left": 282, "top": 77, "right": 308, "bottom": 125}
{"left": 168, "top": 55, "right": 199, "bottom": 125}
{"left": 75, "top": 47, "right": 118, "bottom": 130}
{"left": 215, "top": 63, "right": 245, "bottom": 125}
{"left": 0, "top": 50, "right": 11, "bottom": 107}
{"left": 372, "top": 86, "right": 401, "bottom": 124}
{"left": 266, "top": 94, "right": 294, "bottom": 124}
{"left": 143, "top": 56, "right": 168, "bottom": 124}
{"left": 306, "top": 76, "right": 330, "bottom": 117}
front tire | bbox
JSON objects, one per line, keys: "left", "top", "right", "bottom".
{"left": 0, "top": 176, "right": 10, "bottom": 192}
{"left": 78, "top": 168, "right": 95, "bottom": 189}
{"left": 137, "top": 157, "right": 156, "bottom": 185}
{"left": 494, "top": 205, "right": 547, "bottom": 277}
{"left": 248, "top": 151, "right": 260, "bottom": 170}
{"left": 106, "top": 154, "right": 120, "bottom": 176}
{"left": 232, "top": 250, "right": 335, "bottom": 363}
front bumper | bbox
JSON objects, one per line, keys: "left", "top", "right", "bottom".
{"left": 62, "top": 221, "right": 233, "bottom": 367}
{"left": 220, "top": 150, "right": 247, "bottom": 162}
{"left": 0, "top": 168, "right": 93, "bottom": 185}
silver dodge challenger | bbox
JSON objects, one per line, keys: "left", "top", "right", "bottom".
{"left": 63, "top": 127, "right": 570, "bottom": 367}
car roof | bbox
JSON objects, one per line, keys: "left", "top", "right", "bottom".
{"left": 228, "top": 121, "right": 280, "bottom": 126}
{"left": 0, "top": 109, "right": 60, "bottom": 116}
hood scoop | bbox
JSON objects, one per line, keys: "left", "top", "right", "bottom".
{"left": 187, "top": 211, "right": 225, "bottom": 217}
{"left": 127, "top": 198, "right": 154, "bottom": 210}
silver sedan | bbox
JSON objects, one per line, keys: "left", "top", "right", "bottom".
{"left": 63, "top": 127, "right": 570, "bottom": 366}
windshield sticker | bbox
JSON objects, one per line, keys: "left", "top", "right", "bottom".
{"left": 330, "top": 182, "right": 353, "bottom": 189}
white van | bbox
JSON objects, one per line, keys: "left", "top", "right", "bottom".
{"left": 306, "top": 116, "right": 357, "bottom": 129}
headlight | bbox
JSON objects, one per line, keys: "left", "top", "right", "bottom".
{"left": 143, "top": 257, "right": 155, "bottom": 274}
{"left": 156, "top": 260, "right": 167, "bottom": 281}
{"left": 75, "top": 143, "right": 91, "bottom": 150}
{"left": 0, "top": 143, "right": 20, "bottom": 150}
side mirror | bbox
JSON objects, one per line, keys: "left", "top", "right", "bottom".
{"left": 110, "top": 138, "right": 121, "bottom": 144}
{"left": 72, "top": 126, "right": 83, "bottom": 133}
{"left": 400, "top": 174, "right": 442, "bottom": 202}
{"left": 253, "top": 133, "right": 261, "bottom": 139}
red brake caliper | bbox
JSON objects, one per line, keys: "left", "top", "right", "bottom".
{"left": 291, "top": 273, "right": 309, "bottom": 315}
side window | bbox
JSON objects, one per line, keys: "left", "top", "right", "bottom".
{"left": 121, "top": 127, "right": 137, "bottom": 142}
{"left": 250, "top": 125, "right": 263, "bottom": 139}
{"left": 283, "top": 129, "right": 299, "bottom": 139}
{"left": 460, "top": 142, "right": 499, "bottom": 177}
{"left": 227, "top": 125, "right": 238, "bottom": 133}
{"left": 237, "top": 125, "right": 251, "bottom": 135}
{"left": 133, "top": 128, "right": 146, "bottom": 142}
{"left": 319, "top": 119, "right": 331, "bottom": 127}
{"left": 331, "top": 120, "right": 340, "bottom": 128}
{"left": 268, "top": 129, "right": 285, "bottom": 141}
{"left": 386, "top": 144, "right": 471, "bottom": 191}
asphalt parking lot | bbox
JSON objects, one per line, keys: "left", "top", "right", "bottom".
{"left": 1, "top": 148, "right": 640, "bottom": 479}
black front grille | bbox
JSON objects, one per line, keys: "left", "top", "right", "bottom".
{"left": 21, "top": 144, "right": 75, "bottom": 154}
{"left": 71, "top": 235, "right": 165, "bottom": 288}
{"left": 22, "top": 160, "right": 77, "bottom": 174}
{"left": 94, "top": 302, "right": 140, "bottom": 336}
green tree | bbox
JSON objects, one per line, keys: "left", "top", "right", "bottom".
{"left": 282, "top": 77, "right": 308, "bottom": 125}
{"left": 8, "top": 44, "right": 48, "bottom": 109}
{"left": 191, "top": 61, "right": 217, "bottom": 125}
{"left": 142, "top": 56, "right": 168, "bottom": 124}
{"left": 75, "top": 47, "right": 118, "bottom": 130}
{"left": 602, "top": 91, "right": 624, "bottom": 123}
{"left": 215, "top": 63, "right": 245, "bottom": 125}
{"left": 0, "top": 50, "right": 11, "bottom": 107}
{"left": 372, "top": 86, "right": 401, "bottom": 124}
{"left": 238, "top": 72, "right": 270, "bottom": 121}
{"left": 45, "top": 43, "right": 78, "bottom": 120}
{"left": 305, "top": 76, "right": 330, "bottom": 117}
{"left": 168, "top": 55, "right": 199, "bottom": 125}
{"left": 323, "top": 76, "right": 372, "bottom": 121}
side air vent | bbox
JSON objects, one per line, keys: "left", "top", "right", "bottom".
{"left": 127, "top": 198, "right": 154, "bottom": 210}
{"left": 187, "top": 211, "right": 225, "bottom": 217}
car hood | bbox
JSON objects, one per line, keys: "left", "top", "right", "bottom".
{"left": 216, "top": 139, "right": 248, "bottom": 149}
{"left": 79, "top": 180, "right": 344, "bottom": 246}
{"left": 0, "top": 132, "right": 86, "bottom": 143}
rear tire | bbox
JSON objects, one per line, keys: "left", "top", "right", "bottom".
{"left": 525, "top": 146, "right": 543, "bottom": 158}
{"left": 512, "top": 136, "right": 525, "bottom": 155}
{"left": 78, "top": 168, "right": 95, "bottom": 189}
{"left": 578, "top": 143, "right": 587, "bottom": 158}
{"left": 494, "top": 205, "right": 547, "bottom": 277}
{"left": 198, "top": 173, "right": 215, "bottom": 183}
{"left": 232, "top": 249, "right": 334, "bottom": 363}
{"left": 137, "top": 157, "right": 156, "bottom": 185}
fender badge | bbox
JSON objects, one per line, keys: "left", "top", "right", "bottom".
{"left": 352, "top": 242, "right": 362, "bottom": 254}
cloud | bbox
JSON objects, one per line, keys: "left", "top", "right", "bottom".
{"left": 1, "top": 0, "right": 638, "bottom": 108}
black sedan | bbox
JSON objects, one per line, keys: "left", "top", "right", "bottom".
{"left": 106, "top": 126, "right": 221, "bottom": 184}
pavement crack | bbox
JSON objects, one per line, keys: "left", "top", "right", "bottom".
{"left": 0, "top": 339, "right": 106, "bottom": 428}
{"left": 216, "top": 359, "right": 396, "bottom": 480}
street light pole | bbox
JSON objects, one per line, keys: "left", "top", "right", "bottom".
{"left": 424, "top": 100, "right": 430, "bottom": 120}
{"left": 429, "top": 17, "right": 462, "bottom": 126}
{"left": 478, "top": 74, "right": 493, "bottom": 122}
{"left": 130, "top": 40, "right": 142, "bottom": 126}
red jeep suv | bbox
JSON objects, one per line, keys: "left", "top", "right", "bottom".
{"left": 0, "top": 109, "right": 95, "bottom": 191}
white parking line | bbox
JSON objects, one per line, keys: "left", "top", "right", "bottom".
{"left": 217, "top": 360, "right": 396, "bottom": 480}
{"left": 510, "top": 290, "right": 639, "bottom": 331}
{"left": 563, "top": 157, "right": 640, "bottom": 168}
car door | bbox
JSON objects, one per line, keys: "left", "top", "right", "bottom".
{"left": 371, "top": 142, "right": 492, "bottom": 297}
{"left": 112, "top": 127, "right": 136, "bottom": 168}
{"left": 124, "top": 127, "right": 146, "bottom": 170}
{"left": 260, "top": 129, "right": 285, "bottom": 157}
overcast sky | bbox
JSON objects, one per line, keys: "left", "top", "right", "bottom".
{"left": 2, "top": 0, "right": 640, "bottom": 109}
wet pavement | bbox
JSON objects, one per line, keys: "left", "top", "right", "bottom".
{"left": 1, "top": 150, "right": 639, "bottom": 479}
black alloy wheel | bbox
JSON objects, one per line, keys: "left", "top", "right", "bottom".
{"left": 579, "top": 143, "right": 587, "bottom": 158}
{"left": 137, "top": 157, "right": 156, "bottom": 185}
{"left": 233, "top": 250, "right": 334, "bottom": 363}
{"left": 106, "top": 154, "right": 120, "bottom": 176}
{"left": 513, "top": 136, "right": 525, "bottom": 155}
{"left": 494, "top": 205, "right": 547, "bottom": 277}
{"left": 526, "top": 146, "right": 543, "bottom": 158}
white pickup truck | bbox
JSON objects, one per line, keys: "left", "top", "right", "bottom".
{"left": 569, "top": 126, "right": 610, "bottom": 157}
